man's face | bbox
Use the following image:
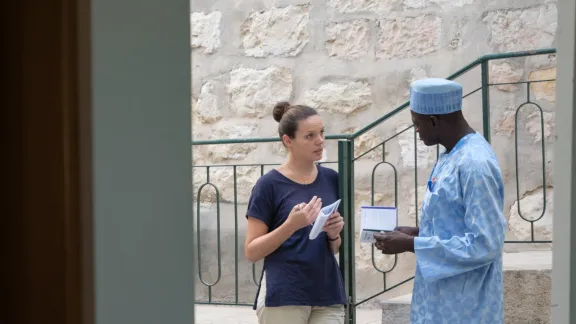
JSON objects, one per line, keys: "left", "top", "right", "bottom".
{"left": 411, "top": 111, "right": 439, "bottom": 146}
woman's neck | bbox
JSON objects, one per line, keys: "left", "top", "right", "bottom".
{"left": 285, "top": 155, "right": 316, "bottom": 175}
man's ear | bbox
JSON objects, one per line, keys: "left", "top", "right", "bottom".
{"left": 429, "top": 116, "right": 438, "bottom": 127}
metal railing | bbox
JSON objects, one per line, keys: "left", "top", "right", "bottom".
{"left": 192, "top": 48, "right": 556, "bottom": 323}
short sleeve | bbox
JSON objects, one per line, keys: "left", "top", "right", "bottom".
{"left": 246, "top": 177, "right": 275, "bottom": 228}
{"left": 321, "top": 166, "right": 339, "bottom": 193}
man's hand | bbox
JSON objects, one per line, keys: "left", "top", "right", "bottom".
{"left": 323, "top": 212, "right": 344, "bottom": 240}
{"left": 394, "top": 226, "right": 419, "bottom": 237}
{"left": 374, "top": 231, "right": 415, "bottom": 254}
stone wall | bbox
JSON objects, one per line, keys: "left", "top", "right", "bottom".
{"left": 191, "top": 0, "right": 557, "bottom": 307}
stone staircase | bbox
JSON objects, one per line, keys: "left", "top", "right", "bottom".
{"left": 380, "top": 251, "right": 552, "bottom": 324}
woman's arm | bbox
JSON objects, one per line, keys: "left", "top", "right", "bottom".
{"left": 245, "top": 196, "right": 323, "bottom": 263}
{"left": 244, "top": 217, "right": 298, "bottom": 263}
{"left": 327, "top": 235, "right": 341, "bottom": 254}
{"left": 323, "top": 212, "right": 344, "bottom": 254}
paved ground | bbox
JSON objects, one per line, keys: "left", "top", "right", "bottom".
{"left": 195, "top": 305, "right": 382, "bottom": 324}
{"left": 195, "top": 251, "right": 552, "bottom": 323}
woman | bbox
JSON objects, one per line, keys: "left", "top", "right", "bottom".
{"left": 244, "top": 102, "right": 347, "bottom": 324}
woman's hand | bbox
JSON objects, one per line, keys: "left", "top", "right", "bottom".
{"left": 286, "top": 196, "right": 323, "bottom": 231}
{"left": 323, "top": 212, "right": 344, "bottom": 240}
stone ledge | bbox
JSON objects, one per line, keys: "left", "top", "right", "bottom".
{"left": 504, "top": 269, "right": 551, "bottom": 324}
{"left": 381, "top": 302, "right": 410, "bottom": 324}
{"left": 503, "top": 250, "right": 552, "bottom": 270}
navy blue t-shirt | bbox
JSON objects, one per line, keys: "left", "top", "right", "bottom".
{"left": 246, "top": 165, "right": 347, "bottom": 309}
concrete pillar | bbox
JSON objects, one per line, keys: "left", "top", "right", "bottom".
{"left": 552, "top": 0, "right": 576, "bottom": 322}
{"left": 91, "top": 0, "right": 194, "bottom": 323}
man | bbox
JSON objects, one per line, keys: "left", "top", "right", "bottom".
{"left": 374, "top": 78, "right": 507, "bottom": 323}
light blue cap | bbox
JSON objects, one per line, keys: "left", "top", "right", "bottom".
{"left": 409, "top": 78, "right": 463, "bottom": 115}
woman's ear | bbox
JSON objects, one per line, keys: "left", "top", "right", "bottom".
{"left": 282, "top": 134, "right": 292, "bottom": 148}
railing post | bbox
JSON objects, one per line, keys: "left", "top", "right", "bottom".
{"left": 338, "top": 140, "right": 356, "bottom": 324}
{"left": 481, "top": 60, "right": 491, "bottom": 143}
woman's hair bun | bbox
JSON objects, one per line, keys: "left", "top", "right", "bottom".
{"left": 273, "top": 101, "right": 292, "bottom": 122}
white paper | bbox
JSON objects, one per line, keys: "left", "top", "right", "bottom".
{"left": 309, "top": 199, "right": 341, "bottom": 240}
{"left": 359, "top": 206, "right": 397, "bottom": 243}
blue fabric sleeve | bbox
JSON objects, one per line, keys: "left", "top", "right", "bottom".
{"left": 414, "top": 160, "right": 507, "bottom": 282}
{"left": 246, "top": 177, "right": 275, "bottom": 228}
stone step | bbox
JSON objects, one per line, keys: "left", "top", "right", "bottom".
{"left": 380, "top": 251, "right": 552, "bottom": 324}
{"left": 381, "top": 298, "right": 411, "bottom": 324}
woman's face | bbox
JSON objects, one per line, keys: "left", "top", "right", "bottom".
{"left": 283, "top": 115, "right": 325, "bottom": 162}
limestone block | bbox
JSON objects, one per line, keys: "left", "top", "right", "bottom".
{"left": 355, "top": 183, "right": 424, "bottom": 228}
{"left": 228, "top": 66, "right": 293, "bottom": 118}
{"left": 241, "top": 5, "right": 310, "bottom": 57}
{"left": 403, "top": 0, "right": 426, "bottom": 8}
{"left": 483, "top": 5, "right": 557, "bottom": 53}
{"left": 212, "top": 167, "right": 261, "bottom": 204}
{"left": 490, "top": 62, "right": 524, "bottom": 92}
{"left": 527, "top": 54, "right": 556, "bottom": 70}
{"left": 494, "top": 110, "right": 516, "bottom": 136}
{"left": 342, "top": 128, "right": 384, "bottom": 161}
{"left": 545, "top": 159, "right": 554, "bottom": 188}
{"left": 192, "top": 144, "right": 204, "bottom": 166}
{"left": 404, "top": 67, "right": 429, "bottom": 96}
{"left": 193, "top": 121, "right": 259, "bottom": 167}
{"left": 303, "top": 81, "right": 372, "bottom": 114}
{"left": 356, "top": 233, "right": 396, "bottom": 271}
{"left": 355, "top": 184, "right": 426, "bottom": 280}
{"left": 193, "top": 168, "right": 217, "bottom": 203}
{"left": 211, "top": 122, "right": 258, "bottom": 141}
{"left": 529, "top": 68, "right": 557, "bottom": 103}
{"left": 207, "top": 122, "right": 259, "bottom": 162}
{"left": 446, "top": 19, "right": 467, "bottom": 50}
{"left": 408, "top": 67, "right": 429, "bottom": 85}
{"left": 508, "top": 187, "right": 553, "bottom": 241}
{"left": 195, "top": 81, "right": 225, "bottom": 124}
{"left": 191, "top": 11, "right": 221, "bottom": 54}
{"left": 525, "top": 111, "right": 555, "bottom": 143}
{"left": 325, "top": 20, "right": 370, "bottom": 60}
{"left": 376, "top": 16, "right": 442, "bottom": 59}
{"left": 191, "top": 97, "right": 197, "bottom": 130}
{"left": 354, "top": 161, "right": 397, "bottom": 198}
{"left": 327, "top": 0, "right": 398, "bottom": 14}
{"left": 449, "top": 33, "right": 462, "bottom": 50}
{"left": 396, "top": 125, "right": 434, "bottom": 169}
{"left": 355, "top": 190, "right": 395, "bottom": 211}
{"left": 271, "top": 142, "right": 287, "bottom": 157}
{"left": 404, "top": 0, "right": 473, "bottom": 9}
{"left": 355, "top": 132, "right": 385, "bottom": 160}
{"left": 194, "top": 166, "right": 261, "bottom": 204}
{"left": 406, "top": 185, "right": 427, "bottom": 224}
